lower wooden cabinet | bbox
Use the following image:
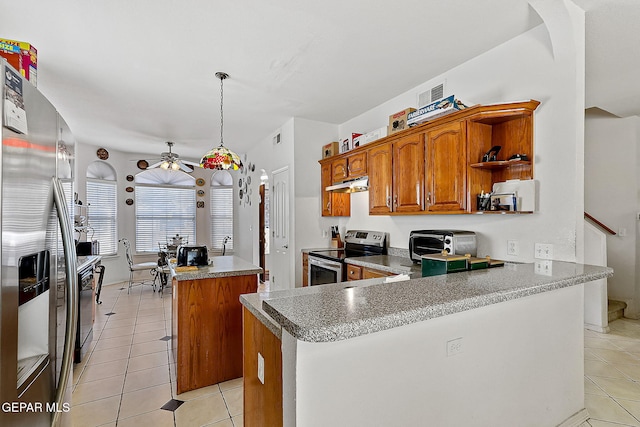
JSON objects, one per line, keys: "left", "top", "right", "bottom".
{"left": 346, "top": 263, "right": 395, "bottom": 280}
{"left": 346, "top": 264, "right": 363, "bottom": 280}
{"left": 363, "top": 267, "right": 395, "bottom": 279}
{"left": 302, "top": 252, "right": 308, "bottom": 286}
{"left": 243, "top": 307, "right": 283, "bottom": 427}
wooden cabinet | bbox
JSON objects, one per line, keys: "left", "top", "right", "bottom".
{"left": 362, "top": 267, "right": 394, "bottom": 279}
{"left": 368, "top": 143, "right": 393, "bottom": 214}
{"left": 425, "top": 121, "right": 467, "bottom": 212}
{"left": 467, "top": 101, "right": 539, "bottom": 212}
{"left": 346, "top": 264, "right": 363, "bottom": 281}
{"left": 332, "top": 151, "right": 367, "bottom": 183}
{"left": 393, "top": 133, "right": 425, "bottom": 213}
{"left": 321, "top": 161, "right": 350, "bottom": 216}
{"left": 243, "top": 307, "right": 283, "bottom": 427}
{"left": 346, "top": 263, "right": 396, "bottom": 280}
{"left": 302, "top": 252, "right": 309, "bottom": 286}
{"left": 322, "top": 100, "right": 540, "bottom": 216}
{"left": 172, "top": 274, "right": 257, "bottom": 394}
{"left": 369, "top": 133, "right": 424, "bottom": 214}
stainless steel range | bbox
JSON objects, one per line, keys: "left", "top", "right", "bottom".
{"left": 308, "top": 230, "right": 387, "bottom": 286}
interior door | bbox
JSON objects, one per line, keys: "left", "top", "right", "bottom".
{"left": 270, "top": 167, "right": 290, "bottom": 290}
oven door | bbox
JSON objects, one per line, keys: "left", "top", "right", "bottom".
{"left": 308, "top": 256, "right": 344, "bottom": 286}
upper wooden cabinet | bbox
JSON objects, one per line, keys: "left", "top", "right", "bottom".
{"left": 369, "top": 133, "right": 424, "bottom": 214}
{"left": 393, "top": 133, "right": 425, "bottom": 213}
{"left": 321, "top": 161, "right": 350, "bottom": 216}
{"left": 467, "top": 101, "right": 539, "bottom": 211}
{"left": 425, "top": 121, "right": 467, "bottom": 212}
{"left": 332, "top": 151, "right": 367, "bottom": 183}
{"left": 368, "top": 143, "right": 393, "bottom": 214}
{"left": 320, "top": 99, "right": 540, "bottom": 216}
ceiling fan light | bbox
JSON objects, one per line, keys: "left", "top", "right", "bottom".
{"left": 171, "top": 162, "right": 181, "bottom": 171}
{"left": 160, "top": 161, "right": 170, "bottom": 170}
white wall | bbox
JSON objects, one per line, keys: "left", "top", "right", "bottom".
{"left": 287, "top": 285, "right": 585, "bottom": 426}
{"left": 334, "top": 17, "right": 585, "bottom": 263}
{"left": 584, "top": 109, "right": 640, "bottom": 316}
{"left": 293, "top": 118, "right": 339, "bottom": 286}
{"left": 235, "top": 3, "right": 587, "bottom": 287}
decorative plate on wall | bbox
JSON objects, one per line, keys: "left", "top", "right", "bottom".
{"left": 96, "top": 148, "right": 109, "bottom": 160}
{"left": 126, "top": 174, "right": 134, "bottom": 182}
{"left": 196, "top": 178, "right": 206, "bottom": 186}
{"left": 125, "top": 198, "right": 134, "bottom": 205}
{"left": 125, "top": 187, "right": 134, "bottom": 193}
{"left": 197, "top": 201, "right": 205, "bottom": 208}
{"left": 197, "top": 189, "right": 205, "bottom": 197}
{"left": 137, "top": 160, "right": 149, "bottom": 170}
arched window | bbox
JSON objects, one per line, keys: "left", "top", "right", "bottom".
{"left": 86, "top": 161, "right": 118, "bottom": 255}
{"left": 210, "top": 170, "right": 233, "bottom": 253}
{"left": 134, "top": 169, "right": 196, "bottom": 253}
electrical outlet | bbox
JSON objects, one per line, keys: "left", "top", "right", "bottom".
{"left": 534, "top": 243, "right": 553, "bottom": 260}
{"left": 535, "top": 260, "right": 553, "bottom": 276}
{"left": 446, "top": 338, "right": 463, "bottom": 356}
{"left": 257, "top": 352, "right": 265, "bottom": 384}
{"left": 507, "top": 240, "right": 519, "bottom": 256}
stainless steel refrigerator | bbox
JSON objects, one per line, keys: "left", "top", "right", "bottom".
{"left": 0, "top": 60, "right": 78, "bottom": 426}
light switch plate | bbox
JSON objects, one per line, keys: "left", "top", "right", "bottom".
{"left": 257, "top": 352, "right": 265, "bottom": 384}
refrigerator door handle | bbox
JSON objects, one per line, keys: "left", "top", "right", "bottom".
{"left": 51, "top": 178, "right": 78, "bottom": 427}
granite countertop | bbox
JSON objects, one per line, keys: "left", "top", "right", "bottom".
{"left": 171, "top": 255, "right": 262, "bottom": 281}
{"left": 257, "top": 261, "right": 612, "bottom": 343}
{"left": 241, "top": 276, "right": 388, "bottom": 339}
{"left": 345, "top": 254, "right": 421, "bottom": 277}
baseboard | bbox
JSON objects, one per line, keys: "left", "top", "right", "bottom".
{"left": 584, "top": 323, "right": 610, "bottom": 334}
{"left": 558, "top": 408, "right": 589, "bottom": 427}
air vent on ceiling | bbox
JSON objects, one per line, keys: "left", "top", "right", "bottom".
{"left": 418, "top": 81, "right": 446, "bottom": 107}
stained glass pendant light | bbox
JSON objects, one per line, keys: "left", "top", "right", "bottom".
{"left": 200, "top": 72, "right": 243, "bottom": 170}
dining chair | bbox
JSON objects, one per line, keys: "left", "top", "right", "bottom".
{"left": 120, "top": 238, "right": 158, "bottom": 293}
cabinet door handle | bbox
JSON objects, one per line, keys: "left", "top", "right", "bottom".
{"left": 327, "top": 201, "right": 331, "bottom": 211}
{"left": 394, "top": 195, "right": 398, "bottom": 207}
{"left": 386, "top": 196, "right": 392, "bottom": 209}
{"left": 427, "top": 192, "right": 431, "bottom": 204}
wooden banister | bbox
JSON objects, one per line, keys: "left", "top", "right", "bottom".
{"left": 584, "top": 212, "right": 617, "bottom": 235}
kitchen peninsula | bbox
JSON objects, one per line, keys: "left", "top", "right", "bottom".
{"left": 241, "top": 261, "right": 612, "bottom": 427}
{"left": 171, "top": 255, "right": 261, "bottom": 394}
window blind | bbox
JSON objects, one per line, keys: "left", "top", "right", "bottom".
{"left": 210, "top": 186, "right": 233, "bottom": 251}
{"left": 136, "top": 185, "right": 195, "bottom": 253}
{"left": 86, "top": 179, "right": 118, "bottom": 255}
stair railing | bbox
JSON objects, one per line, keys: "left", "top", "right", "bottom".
{"left": 584, "top": 212, "right": 617, "bottom": 235}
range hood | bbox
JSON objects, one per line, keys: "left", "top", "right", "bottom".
{"left": 326, "top": 177, "right": 369, "bottom": 193}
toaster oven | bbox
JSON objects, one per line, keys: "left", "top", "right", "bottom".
{"left": 177, "top": 245, "right": 209, "bottom": 267}
{"left": 409, "top": 230, "right": 476, "bottom": 262}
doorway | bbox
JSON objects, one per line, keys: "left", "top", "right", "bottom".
{"left": 259, "top": 169, "right": 269, "bottom": 283}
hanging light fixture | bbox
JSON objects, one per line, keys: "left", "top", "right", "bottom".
{"left": 200, "top": 72, "right": 243, "bottom": 170}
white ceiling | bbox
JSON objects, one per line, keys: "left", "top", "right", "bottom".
{"left": 1, "top": 1, "right": 637, "bottom": 161}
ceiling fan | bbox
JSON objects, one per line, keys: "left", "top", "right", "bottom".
{"left": 145, "top": 141, "right": 200, "bottom": 172}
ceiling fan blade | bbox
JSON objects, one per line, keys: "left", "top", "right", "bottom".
{"left": 178, "top": 162, "right": 193, "bottom": 173}
{"left": 182, "top": 159, "right": 200, "bottom": 167}
{"left": 148, "top": 161, "right": 163, "bottom": 169}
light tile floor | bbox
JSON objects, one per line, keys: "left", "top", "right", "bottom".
{"left": 583, "top": 318, "right": 640, "bottom": 426}
{"left": 72, "top": 282, "right": 243, "bottom": 427}
{"left": 73, "top": 282, "right": 640, "bottom": 426}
